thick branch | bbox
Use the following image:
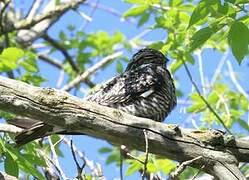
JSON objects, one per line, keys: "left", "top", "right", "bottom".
{"left": 0, "top": 76, "right": 248, "bottom": 179}
{"left": 14, "top": 0, "right": 86, "bottom": 45}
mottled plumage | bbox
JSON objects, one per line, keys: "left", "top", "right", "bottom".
{"left": 86, "top": 48, "right": 176, "bottom": 121}
{"left": 13, "top": 48, "right": 176, "bottom": 146}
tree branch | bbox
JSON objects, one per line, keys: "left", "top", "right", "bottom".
{"left": 61, "top": 51, "right": 123, "bottom": 91}
{"left": 0, "top": 76, "right": 248, "bottom": 180}
{"left": 14, "top": 0, "right": 86, "bottom": 45}
{"left": 42, "top": 34, "right": 79, "bottom": 73}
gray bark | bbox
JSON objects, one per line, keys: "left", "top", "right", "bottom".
{"left": 0, "top": 76, "right": 248, "bottom": 180}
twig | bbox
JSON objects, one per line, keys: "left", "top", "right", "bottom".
{"left": 142, "top": 129, "right": 149, "bottom": 180}
{"left": 120, "top": 148, "right": 124, "bottom": 180}
{"left": 63, "top": 137, "right": 105, "bottom": 178}
{"left": 38, "top": 54, "right": 63, "bottom": 69}
{"left": 37, "top": 149, "right": 66, "bottom": 179}
{"left": 57, "top": 70, "right": 65, "bottom": 88}
{"left": 25, "top": 0, "right": 42, "bottom": 21}
{"left": 96, "top": 163, "right": 105, "bottom": 180}
{"left": 0, "top": 0, "right": 11, "bottom": 32}
{"left": 1, "top": 0, "right": 87, "bottom": 34}
{"left": 120, "top": 145, "right": 144, "bottom": 164}
{"left": 169, "top": 156, "right": 202, "bottom": 180}
{"left": 190, "top": 164, "right": 205, "bottom": 180}
{"left": 195, "top": 51, "right": 206, "bottom": 95}
{"left": 0, "top": 123, "right": 23, "bottom": 133}
{"left": 48, "top": 137, "right": 67, "bottom": 180}
{"left": 62, "top": 51, "right": 123, "bottom": 91}
{"left": 211, "top": 50, "right": 229, "bottom": 84}
{"left": 226, "top": 60, "right": 249, "bottom": 100}
{"left": 37, "top": 53, "right": 95, "bottom": 88}
{"left": 70, "top": 139, "right": 86, "bottom": 179}
{"left": 42, "top": 34, "right": 79, "bottom": 72}
{"left": 83, "top": 2, "right": 135, "bottom": 24}
{"left": 80, "top": 0, "right": 99, "bottom": 30}
{"left": 181, "top": 59, "right": 233, "bottom": 135}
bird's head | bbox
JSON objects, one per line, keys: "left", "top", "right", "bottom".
{"left": 125, "top": 48, "right": 168, "bottom": 71}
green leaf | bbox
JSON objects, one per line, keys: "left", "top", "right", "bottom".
{"left": 67, "top": 24, "right": 75, "bottom": 31}
{"left": 123, "top": 5, "right": 148, "bottom": 17}
{"left": 237, "top": 119, "right": 249, "bottom": 131}
{"left": 124, "top": 0, "right": 146, "bottom": 4}
{"left": 235, "top": 0, "right": 248, "bottom": 4}
{"left": 98, "top": 147, "right": 112, "bottom": 153}
{"left": 4, "top": 152, "right": 19, "bottom": 177}
{"left": 106, "top": 153, "right": 120, "bottom": 165}
{"left": 17, "top": 154, "right": 45, "bottom": 179}
{"left": 207, "top": 92, "right": 219, "bottom": 104}
{"left": 0, "top": 139, "right": 5, "bottom": 155}
{"left": 228, "top": 21, "right": 249, "bottom": 64}
{"left": 1, "top": 47, "right": 24, "bottom": 62}
{"left": 59, "top": 31, "right": 67, "bottom": 41}
{"left": 169, "top": 0, "right": 183, "bottom": 6}
{"left": 0, "top": 47, "right": 24, "bottom": 71}
{"left": 187, "top": 103, "right": 205, "bottom": 113}
{"left": 156, "top": 159, "right": 176, "bottom": 174}
{"left": 189, "top": 27, "right": 214, "bottom": 51}
{"left": 22, "top": 154, "right": 46, "bottom": 167}
{"left": 188, "top": 0, "right": 209, "bottom": 27}
{"left": 116, "top": 61, "right": 123, "bottom": 73}
{"left": 147, "top": 162, "right": 157, "bottom": 173}
{"left": 225, "top": 0, "right": 235, "bottom": 3}
{"left": 20, "top": 53, "right": 38, "bottom": 72}
{"left": 126, "top": 161, "right": 143, "bottom": 176}
{"left": 19, "top": 73, "right": 47, "bottom": 86}
{"left": 138, "top": 13, "right": 150, "bottom": 27}
{"left": 169, "top": 59, "right": 183, "bottom": 73}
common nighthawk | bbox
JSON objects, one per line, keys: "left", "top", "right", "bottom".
{"left": 12, "top": 48, "right": 177, "bottom": 146}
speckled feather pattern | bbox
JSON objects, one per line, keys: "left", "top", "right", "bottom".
{"left": 86, "top": 48, "right": 176, "bottom": 122}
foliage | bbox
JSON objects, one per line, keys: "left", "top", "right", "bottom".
{"left": 0, "top": 0, "right": 248, "bottom": 179}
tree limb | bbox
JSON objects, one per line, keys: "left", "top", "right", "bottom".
{"left": 0, "top": 76, "right": 248, "bottom": 180}
{"left": 13, "top": 0, "right": 86, "bottom": 45}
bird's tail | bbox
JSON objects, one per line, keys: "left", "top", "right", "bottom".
{"left": 8, "top": 117, "right": 54, "bottom": 147}
{"left": 9, "top": 117, "right": 84, "bottom": 147}
{"left": 15, "top": 123, "right": 54, "bottom": 147}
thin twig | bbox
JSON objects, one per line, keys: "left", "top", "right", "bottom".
{"left": 63, "top": 137, "right": 105, "bottom": 178}
{"left": 169, "top": 156, "right": 202, "bottom": 180}
{"left": 25, "top": 0, "right": 42, "bottom": 21}
{"left": 120, "top": 149, "right": 124, "bottom": 180}
{"left": 142, "top": 129, "right": 149, "bottom": 180}
{"left": 81, "top": 0, "right": 99, "bottom": 30}
{"left": 42, "top": 34, "right": 79, "bottom": 72}
{"left": 48, "top": 137, "right": 67, "bottom": 180}
{"left": 195, "top": 51, "right": 206, "bottom": 95}
{"left": 190, "top": 164, "right": 205, "bottom": 180}
{"left": 83, "top": 2, "right": 135, "bottom": 24}
{"left": 38, "top": 54, "right": 63, "bottom": 69}
{"left": 120, "top": 145, "right": 144, "bottom": 164}
{"left": 0, "top": 0, "right": 11, "bottom": 32}
{"left": 38, "top": 149, "right": 63, "bottom": 179}
{"left": 0, "top": 123, "right": 23, "bottom": 133}
{"left": 211, "top": 50, "right": 229, "bottom": 84}
{"left": 226, "top": 60, "right": 249, "bottom": 100}
{"left": 62, "top": 51, "right": 123, "bottom": 91}
{"left": 1, "top": 0, "right": 87, "bottom": 34}
{"left": 181, "top": 59, "right": 232, "bottom": 135}
{"left": 70, "top": 139, "right": 86, "bottom": 179}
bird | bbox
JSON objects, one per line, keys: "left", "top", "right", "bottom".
{"left": 11, "top": 48, "right": 177, "bottom": 146}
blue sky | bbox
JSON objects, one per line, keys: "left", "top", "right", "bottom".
{"left": 5, "top": 0, "right": 249, "bottom": 179}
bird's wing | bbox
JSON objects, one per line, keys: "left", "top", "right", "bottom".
{"left": 85, "top": 65, "right": 164, "bottom": 104}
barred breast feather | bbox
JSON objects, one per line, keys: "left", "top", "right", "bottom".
{"left": 86, "top": 63, "right": 176, "bottom": 122}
